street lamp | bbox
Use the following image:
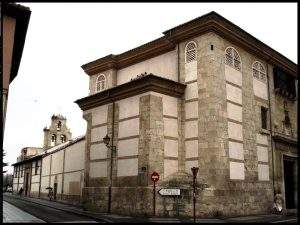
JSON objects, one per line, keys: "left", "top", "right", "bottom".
{"left": 103, "top": 134, "right": 116, "bottom": 153}
{"left": 191, "top": 167, "right": 199, "bottom": 223}
{"left": 103, "top": 134, "right": 116, "bottom": 213}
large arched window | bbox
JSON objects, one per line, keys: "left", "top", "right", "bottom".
{"left": 225, "top": 47, "right": 241, "bottom": 71}
{"left": 96, "top": 74, "right": 106, "bottom": 92}
{"left": 252, "top": 61, "right": 266, "bottom": 82}
{"left": 185, "top": 41, "right": 197, "bottom": 63}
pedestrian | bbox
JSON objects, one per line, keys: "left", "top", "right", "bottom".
{"left": 273, "top": 192, "right": 283, "bottom": 214}
{"left": 18, "top": 187, "right": 23, "bottom": 196}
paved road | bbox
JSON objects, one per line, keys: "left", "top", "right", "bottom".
{"left": 3, "top": 194, "right": 297, "bottom": 223}
{"left": 3, "top": 201, "right": 45, "bottom": 223}
{"left": 3, "top": 195, "right": 101, "bottom": 223}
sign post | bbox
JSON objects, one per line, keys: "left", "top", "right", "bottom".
{"left": 151, "top": 171, "right": 159, "bottom": 216}
{"left": 191, "top": 167, "right": 199, "bottom": 223}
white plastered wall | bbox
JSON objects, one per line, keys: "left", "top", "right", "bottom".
{"left": 92, "top": 105, "right": 108, "bottom": 126}
{"left": 64, "top": 140, "right": 85, "bottom": 172}
{"left": 117, "top": 50, "right": 178, "bottom": 85}
{"left": 117, "top": 158, "right": 138, "bottom": 177}
{"left": 253, "top": 78, "right": 268, "bottom": 100}
{"left": 90, "top": 161, "right": 107, "bottom": 178}
{"left": 51, "top": 151, "right": 64, "bottom": 175}
{"left": 225, "top": 65, "right": 244, "bottom": 180}
{"left": 42, "top": 156, "right": 51, "bottom": 176}
{"left": 63, "top": 171, "right": 83, "bottom": 195}
{"left": 91, "top": 126, "right": 107, "bottom": 142}
{"left": 90, "top": 143, "right": 107, "bottom": 160}
{"left": 164, "top": 159, "right": 178, "bottom": 178}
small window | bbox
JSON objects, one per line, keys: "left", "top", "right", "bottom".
{"left": 185, "top": 41, "right": 197, "bottom": 63}
{"left": 21, "top": 166, "right": 23, "bottom": 177}
{"left": 225, "top": 47, "right": 241, "bottom": 71}
{"left": 51, "top": 134, "right": 56, "bottom": 146}
{"left": 14, "top": 168, "right": 17, "bottom": 177}
{"left": 252, "top": 61, "right": 266, "bottom": 82}
{"left": 96, "top": 74, "right": 106, "bottom": 92}
{"left": 60, "top": 135, "right": 66, "bottom": 143}
{"left": 261, "top": 106, "right": 268, "bottom": 130}
{"left": 57, "top": 121, "right": 62, "bottom": 131}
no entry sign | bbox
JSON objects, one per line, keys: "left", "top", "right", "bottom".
{"left": 151, "top": 171, "right": 159, "bottom": 182}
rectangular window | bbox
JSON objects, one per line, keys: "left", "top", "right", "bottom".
{"left": 35, "top": 161, "right": 39, "bottom": 175}
{"left": 261, "top": 106, "right": 268, "bottom": 130}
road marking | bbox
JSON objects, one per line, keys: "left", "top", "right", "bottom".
{"left": 272, "top": 218, "right": 297, "bottom": 223}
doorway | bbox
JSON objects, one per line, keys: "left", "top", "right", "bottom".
{"left": 24, "top": 172, "right": 29, "bottom": 196}
{"left": 283, "top": 159, "right": 296, "bottom": 209}
{"left": 54, "top": 183, "right": 58, "bottom": 200}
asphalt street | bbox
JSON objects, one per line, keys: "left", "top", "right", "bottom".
{"left": 3, "top": 194, "right": 297, "bottom": 223}
{"left": 3, "top": 195, "right": 101, "bottom": 223}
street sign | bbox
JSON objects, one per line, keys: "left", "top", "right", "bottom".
{"left": 151, "top": 172, "right": 159, "bottom": 182}
{"left": 158, "top": 188, "right": 180, "bottom": 196}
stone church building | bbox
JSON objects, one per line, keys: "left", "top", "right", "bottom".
{"left": 13, "top": 11, "right": 297, "bottom": 217}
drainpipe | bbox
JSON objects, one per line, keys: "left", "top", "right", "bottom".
{"left": 266, "top": 57, "right": 276, "bottom": 197}
{"left": 177, "top": 43, "right": 180, "bottom": 82}
{"left": 38, "top": 158, "right": 43, "bottom": 198}
{"left": 108, "top": 101, "right": 115, "bottom": 213}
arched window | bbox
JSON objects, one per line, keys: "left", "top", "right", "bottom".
{"left": 252, "top": 61, "right": 266, "bottom": 82}
{"left": 185, "top": 41, "right": 197, "bottom": 63}
{"left": 60, "top": 135, "right": 66, "bottom": 143}
{"left": 57, "top": 121, "right": 62, "bottom": 131}
{"left": 51, "top": 134, "right": 56, "bottom": 146}
{"left": 96, "top": 74, "right": 106, "bottom": 92}
{"left": 225, "top": 47, "right": 241, "bottom": 71}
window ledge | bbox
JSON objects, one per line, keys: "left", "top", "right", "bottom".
{"left": 260, "top": 129, "right": 270, "bottom": 135}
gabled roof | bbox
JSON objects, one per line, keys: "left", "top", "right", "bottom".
{"left": 82, "top": 11, "right": 297, "bottom": 78}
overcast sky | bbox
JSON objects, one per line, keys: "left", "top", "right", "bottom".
{"left": 3, "top": 3, "right": 297, "bottom": 173}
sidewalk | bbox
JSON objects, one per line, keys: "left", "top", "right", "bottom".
{"left": 3, "top": 200, "right": 45, "bottom": 223}
{"left": 3, "top": 193, "right": 295, "bottom": 223}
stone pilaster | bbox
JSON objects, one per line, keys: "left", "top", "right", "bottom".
{"left": 139, "top": 94, "right": 164, "bottom": 183}
{"left": 107, "top": 103, "right": 119, "bottom": 185}
{"left": 83, "top": 113, "right": 92, "bottom": 187}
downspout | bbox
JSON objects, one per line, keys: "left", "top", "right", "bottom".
{"left": 108, "top": 101, "right": 115, "bottom": 213}
{"left": 38, "top": 158, "right": 43, "bottom": 198}
{"left": 177, "top": 43, "right": 180, "bottom": 82}
{"left": 17, "top": 166, "right": 20, "bottom": 192}
{"left": 266, "top": 57, "right": 276, "bottom": 197}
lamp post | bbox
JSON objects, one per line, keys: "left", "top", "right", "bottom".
{"left": 103, "top": 134, "right": 116, "bottom": 214}
{"left": 191, "top": 167, "right": 199, "bottom": 223}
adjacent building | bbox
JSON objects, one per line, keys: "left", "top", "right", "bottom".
{"left": 12, "top": 115, "right": 85, "bottom": 204}
{"left": 2, "top": 3, "right": 31, "bottom": 134}
{"left": 75, "top": 11, "right": 297, "bottom": 217}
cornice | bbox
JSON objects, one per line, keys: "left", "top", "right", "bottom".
{"left": 75, "top": 74, "right": 186, "bottom": 111}
{"left": 273, "top": 133, "right": 298, "bottom": 147}
{"left": 81, "top": 11, "right": 297, "bottom": 78}
{"left": 82, "top": 38, "right": 176, "bottom": 75}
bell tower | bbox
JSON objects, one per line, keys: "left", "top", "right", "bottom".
{"left": 43, "top": 114, "right": 72, "bottom": 150}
